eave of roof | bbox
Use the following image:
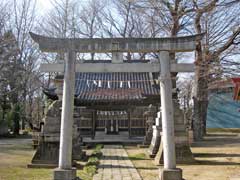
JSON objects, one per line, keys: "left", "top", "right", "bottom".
{"left": 45, "top": 72, "right": 159, "bottom": 103}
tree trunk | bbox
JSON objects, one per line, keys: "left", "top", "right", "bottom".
{"left": 22, "top": 89, "right": 27, "bottom": 130}
{"left": 193, "top": 38, "right": 209, "bottom": 140}
{"left": 13, "top": 104, "right": 20, "bottom": 135}
{"left": 193, "top": 88, "right": 208, "bottom": 140}
{"left": 1, "top": 95, "right": 7, "bottom": 122}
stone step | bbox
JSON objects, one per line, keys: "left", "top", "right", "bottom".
{"left": 83, "top": 131, "right": 144, "bottom": 143}
{"left": 94, "top": 131, "right": 130, "bottom": 140}
{"left": 95, "top": 131, "right": 129, "bottom": 136}
{"left": 94, "top": 135, "right": 129, "bottom": 140}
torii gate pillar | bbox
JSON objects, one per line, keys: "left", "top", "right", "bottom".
{"left": 159, "top": 51, "right": 182, "bottom": 180}
{"left": 53, "top": 50, "right": 77, "bottom": 180}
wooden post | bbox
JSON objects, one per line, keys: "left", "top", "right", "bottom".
{"left": 128, "top": 109, "right": 131, "bottom": 138}
{"left": 92, "top": 110, "right": 96, "bottom": 139}
{"left": 54, "top": 50, "right": 76, "bottom": 180}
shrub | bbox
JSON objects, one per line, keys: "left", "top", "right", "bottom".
{"left": 83, "top": 165, "right": 97, "bottom": 176}
{"left": 83, "top": 144, "right": 103, "bottom": 177}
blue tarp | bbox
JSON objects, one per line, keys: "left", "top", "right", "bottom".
{"left": 207, "top": 92, "right": 240, "bottom": 128}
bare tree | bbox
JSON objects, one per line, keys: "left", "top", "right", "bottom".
{"left": 0, "top": 1, "right": 11, "bottom": 35}
{"left": 0, "top": 31, "right": 22, "bottom": 134}
{"left": 193, "top": 0, "right": 240, "bottom": 140}
{"left": 177, "top": 76, "right": 195, "bottom": 129}
{"left": 102, "top": 0, "right": 145, "bottom": 60}
{"left": 37, "top": 0, "right": 80, "bottom": 84}
{"left": 142, "top": 0, "right": 240, "bottom": 140}
{"left": 39, "top": 0, "right": 78, "bottom": 38}
{"left": 77, "top": 0, "right": 104, "bottom": 38}
{"left": 76, "top": 0, "right": 105, "bottom": 60}
{"left": 10, "top": 0, "right": 42, "bottom": 131}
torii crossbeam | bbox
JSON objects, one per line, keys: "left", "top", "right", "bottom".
{"left": 30, "top": 32, "right": 204, "bottom": 180}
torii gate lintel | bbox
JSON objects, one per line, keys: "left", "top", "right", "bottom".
{"left": 30, "top": 32, "right": 204, "bottom": 53}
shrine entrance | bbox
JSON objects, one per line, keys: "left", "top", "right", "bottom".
{"left": 30, "top": 32, "right": 204, "bottom": 180}
{"left": 96, "top": 110, "right": 128, "bottom": 134}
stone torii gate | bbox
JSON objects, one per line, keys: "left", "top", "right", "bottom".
{"left": 30, "top": 32, "right": 204, "bottom": 180}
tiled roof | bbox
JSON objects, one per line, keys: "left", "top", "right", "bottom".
{"left": 75, "top": 72, "right": 159, "bottom": 102}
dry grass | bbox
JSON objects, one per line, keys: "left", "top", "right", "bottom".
{"left": 0, "top": 139, "right": 52, "bottom": 180}
{"left": 125, "top": 130, "right": 240, "bottom": 180}
{"left": 0, "top": 138, "right": 95, "bottom": 180}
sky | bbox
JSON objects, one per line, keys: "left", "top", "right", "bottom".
{"left": 36, "top": 0, "right": 93, "bottom": 12}
{"left": 36, "top": 0, "right": 53, "bottom": 12}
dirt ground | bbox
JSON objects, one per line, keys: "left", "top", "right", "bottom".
{"left": 0, "top": 131, "right": 240, "bottom": 180}
{"left": 125, "top": 131, "right": 240, "bottom": 180}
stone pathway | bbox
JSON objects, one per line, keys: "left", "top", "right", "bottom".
{"left": 93, "top": 145, "right": 142, "bottom": 180}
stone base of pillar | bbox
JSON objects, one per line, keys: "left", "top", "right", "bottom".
{"left": 175, "top": 144, "right": 194, "bottom": 163}
{"left": 175, "top": 131, "right": 195, "bottom": 163}
{"left": 31, "top": 142, "right": 59, "bottom": 165}
{"left": 53, "top": 167, "right": 77, "bottom": 180}
{"left": 154, "top": 133, "right": 195, "bottom": 164}
{"left": 159, "top": 168, "right": 183, "bottom": 180}
{"left": 148, "top": 126, "right": 161, "bottom": 158}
